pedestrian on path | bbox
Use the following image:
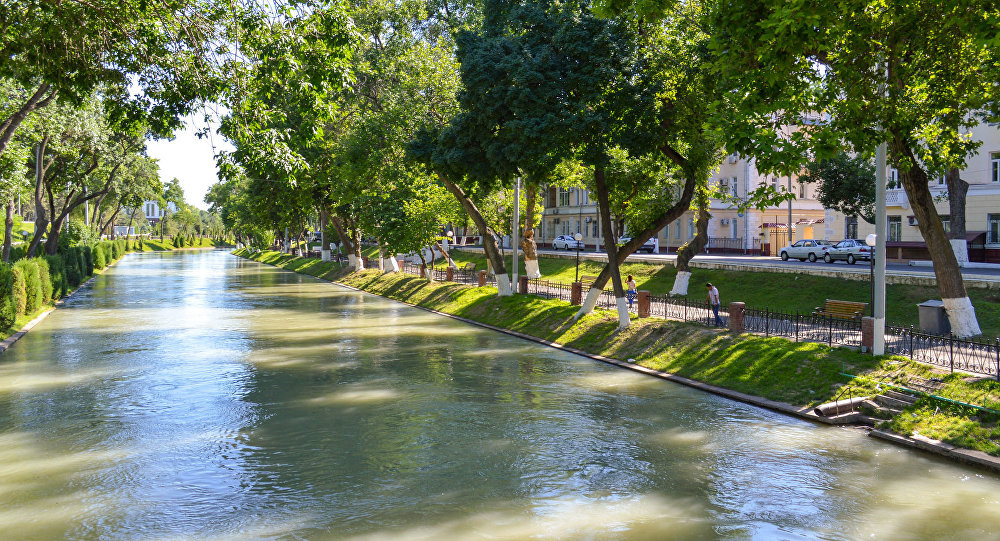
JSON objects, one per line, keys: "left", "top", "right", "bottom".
{"left": 706, "top": 282, "right": 723, "bottom": 326}
{"left": 626, "top": 275, "right": 637, "bottom": 309}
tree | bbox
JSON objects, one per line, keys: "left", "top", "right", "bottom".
{"left": 710, "top": 0, "right": 1000, "bottom": 336}
{"left": 798, "top": 152, "right": 877, "bottom": 224}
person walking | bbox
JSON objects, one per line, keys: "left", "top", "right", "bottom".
{"left": 626, "top": 275, "right": 637, "bottom": 309}
{"left": 706, "top": 282, "right": 723, "bottom": 326}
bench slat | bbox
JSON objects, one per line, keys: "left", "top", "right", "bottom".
{"left": 812, "top": 299, "right": 868, "bottom": 320}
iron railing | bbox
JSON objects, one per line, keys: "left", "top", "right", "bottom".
{"left": 885, "top": 326, "right": 1000, "bottom": 378}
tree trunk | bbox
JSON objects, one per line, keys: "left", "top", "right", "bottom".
{"left": 946, "top": 167, "right": 969, "bottom": 263}
{"left": 319, "top": 207, "right": 331, "bottom": 261}
{"left": 376, "top": 237, "right": 385, "bottom": 271}
{"left": 670, "top": 189, "right": 710, "bottom": 296}
{"left": 2, "top": 199, "right": 13, "bottom": 262}
{"left": 593, "top": 166, "right": 629, "bottom": 329}
{"left": 894, "top": 138, "right": 980, "bottom": 337}
{"left": 437, "top": 172, "right": 511, "bottom": 295}
{"left": 330, "top": 214, "right": 359, "bottom": 268}
{"left": 575, "top": 157, "right": 698, "bottom": 319}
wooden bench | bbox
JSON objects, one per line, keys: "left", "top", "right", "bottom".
{"left": 813, "top": 299, "right": 868, "bottom": 320}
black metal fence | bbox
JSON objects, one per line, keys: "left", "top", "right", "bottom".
{"left": 394, "top": 263, "right": 1000, "bottom": 378}
{"left": 885, "top": 326, "right": 1000, "bottom": 378}
{"left": 706, "top": 237, "right": 763, "bottom": 254}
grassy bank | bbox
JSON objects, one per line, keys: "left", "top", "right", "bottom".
{"left": 435, "top": 249, "right": 1000, "bottom": 339}
{"left": 137, "top": 238, "right": 227, "bottom": 251}
{"left": 237, "top": 248, "right": 1000, "bottom": 458}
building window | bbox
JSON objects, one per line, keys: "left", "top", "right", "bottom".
{"left": 592, "top": 222, "right": 598, "bottom": 237}
{"left": 888, "top": 216, "right": 902, "bottom": 242}
{"left": 731, "top": 177, "right": 738, "bottom": 196}
{"left": 558, "top": 189, "right": 571, "bottom": 207}
{"left": 940, "top": 215, "right": 951, "bottom": 235}
{"left": 936, "top": 173, "right": 946, "bottom": 186}
{"left": 688, "top": 217, "right": 694, "bottom": 239}
{"left": 845, "top": 216, "right": 858, "bottom": 239}
{"left": 889, "top": 168, "right": 899, "bottom": 188}
{"left": 674, "top": 222, "right": 681, "bottom": 239}
{"left": 799, "top": 182, "right": 807, "bottom": 198}
{"left": 991, "top": 152, "right": 1000, "bottom": 183}
{"left": 988, "top": 214, "right": 1000, "bottom": 244}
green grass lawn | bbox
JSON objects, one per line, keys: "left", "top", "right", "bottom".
{"left": 237, "top": 248, "right": 1000, "bottom": 457}
{"left": 432, "top": 249, "right": 1000, "bottom": 339}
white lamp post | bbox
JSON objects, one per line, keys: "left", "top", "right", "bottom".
{"left": 574, "top": 232, "right": 584, "bottom": 282}
{"left": 866, "top": 234, "right": 877, "bottom": 317}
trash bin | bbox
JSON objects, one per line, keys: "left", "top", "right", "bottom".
{"left": 917, "top": 300, "right": 950, "bottom": 335}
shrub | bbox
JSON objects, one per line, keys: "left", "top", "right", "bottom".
{"left": 115, "top": 239, "right": 124, "bottom": 259}
{"left": 14, "top": 259, "right": 42, "bottom": 314}
{"left": 77, "top": 248, "right": 88, "bottom": 280}
{"left": 11, "top": 265, "right": 26, "bottom": 317}
{"left": 82, "top": 246, "right": 94, "bottom": 276}
{"left": 35, "top": 258, "right": 53, "bottom": 304}
{"left": 14, "top": 259, "right": 41, "bottom": 314}
{"left": 44, "top": 255, "right": 66, "bottom": 300}
{"left": 93, "top": 244, "right": 107, "bottom": 270}
{"left": 0, "top": 263, "right": 16, "bottom": 328}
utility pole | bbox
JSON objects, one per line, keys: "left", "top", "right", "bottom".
{"left": 787, "top": 175, "right": 793, "bottom": 243}
{"left": 873, "top": 141, "right": 888, "bottom": 355}
{"left": 511, "top": 177, "right": 521, "bottom": 293}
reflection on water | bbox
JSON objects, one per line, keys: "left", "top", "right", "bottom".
{"left": 0, "top": 250, "right": 998, "bottom": 540}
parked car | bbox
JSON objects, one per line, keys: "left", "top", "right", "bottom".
{"left": 552, "top": 234, "right": 584, "bottom": 250}
{"left": 779, "top": 239, "right": 834, "bottom": 262}
{"left": 823, "top": 238, "right": 874, "bottom": 264}
{"left": 618, "top": 236, "right": 657, "bottom": 253}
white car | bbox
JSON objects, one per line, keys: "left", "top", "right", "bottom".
{"left": 552, "top": 235, "right": 584, "bottom": 250}
{"left": 779, "top": 239, "right": 835, "bottom": 262}
{"left": 618, "top": 236, "right": 657, "bottom": 253}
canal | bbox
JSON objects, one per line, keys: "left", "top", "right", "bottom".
{"left": 1, "top": 250, "right": 998, "bottom": 540}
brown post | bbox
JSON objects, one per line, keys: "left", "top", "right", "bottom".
{"left": 478, "top": 270, "right": 487, "bottom": 287}
{"left": 420, "top": 263, "right": 427, "bottom": 278}
{"left": 637, "top": 290, "right": 651, "bottom": 318}
{"left": 518, "top": 275, "right": 528, "bottom": 294}
{"left": 362, "top": 256, "right": 369, "bottom": 268}
{"left": 728, "top": 302, "right": 746, "bottom": 332}
{"left": 571, "top": 281, "right": 583, "bottom": 305}
{"left": 861, "top": 316, "right": 875, "bottom": 352}
{"left": 446, "top": 267, "right": 454, "bottom": 282}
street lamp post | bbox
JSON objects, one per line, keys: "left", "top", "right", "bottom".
{"left": 574, "top": 232, "right": 583, "bottom": 282}
{"left": 866, "top": 234, "right": 877, "bottom": 317}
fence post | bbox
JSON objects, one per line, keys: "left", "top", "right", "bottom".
{"left": 909, "top": 327, "right": 914, "bottom": 359}
{"left": 861, "top": 316, "right": 874, "bottom": 352}
{"left": 478, "top": 270, "right": 487, "bottom": 287}
{"left": 571, "top": 281, "right": 582, "bottom": 305}
{"left": 828, "top": 315, "right": 833, "bottom": 347}
{"left": 949, "top": 333, "right": 955, "bottom": 373}
{"left": 684, "top": 298, "right": 688, "bottom": 322}
{"left": 995, "top": 338, "right": 999, "bottom": 382}
{"left": 637, "top": 291, "right": 651, "bottom": 317}
{"left": 765, "top": 308, "right": 770, "bottom": 337}
{"left": 518, "top": 275, "right": 528, "bottom": 294}
{"left": 728, "top": 302, "right": 745, "bottom": 332}
{"left": 446, "top": 267, "right": 454, "bottom": 282}
{"left": 795, "top": 311, "right": 799, "bottom": 342}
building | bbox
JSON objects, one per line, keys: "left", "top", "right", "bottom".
{"left": 143, "top": 200, "right": 177, "bottom": 224}
{"left": 537, "top": 155, "right": 828, "bottom": 255}
{"left": 838, "top": 122, "right": 1000, "bottom": 263}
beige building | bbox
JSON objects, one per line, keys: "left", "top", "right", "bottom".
{"left": 833, "top": 122, "right": 1000, "bottom": 263}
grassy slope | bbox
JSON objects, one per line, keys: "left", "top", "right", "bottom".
{"left": 239, "top": 248, "right": 1000, "bottom": 456}
{"left": 433, "top": 249, "right": 1000, "bottom": 339}
{"left": 138, "top": 238, "right": 225, "bottom": 251}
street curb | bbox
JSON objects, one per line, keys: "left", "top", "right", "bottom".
{"left": 241, "top": 252, "right": 1000, "bottom": 474}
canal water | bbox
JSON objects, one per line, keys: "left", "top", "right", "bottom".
{"left": 1, "top": 250, "right": 998, "bottom": 540}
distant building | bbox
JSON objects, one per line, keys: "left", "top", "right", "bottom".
{"left": 143, "top": 201, "right": 177, "bottom": 224}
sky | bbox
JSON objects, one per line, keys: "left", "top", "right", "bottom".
{"left": 145, "top": 116, "right": 233, "bottom": 211}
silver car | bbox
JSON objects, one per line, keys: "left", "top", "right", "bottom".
{"left": 552, "top": 235, "right": 584, "bottom": 250}
{"left": 779, "top": 239, "right": 834, "bottom": 262}
{"left": 823, "top": 238, "right": 874, "bottom": 265}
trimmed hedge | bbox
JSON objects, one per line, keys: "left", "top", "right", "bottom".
{"left": 10, "top": 264, "right": 26, "bottom": 317}
{"left": 64, "top": 247, "right": 81, "bottom": 287}
{"left": 93, "top": 244, "right": 107, "bottom": 270}
{"left": 14, "top": 259, "right": 41, "bottom": 314}
{"left": 0, "top": 264, "right": 17, "bottom": 328}
{"left": 82, "top": 246, "right": 94, "bottom": 276}
{"left": 36, "top": 258, "right": 53, "bottom": 303}
{"left": 44, "top": 255, "right": 66, "bottom": 300}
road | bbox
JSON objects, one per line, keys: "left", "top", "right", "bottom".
{"left": 509, "top": 246, "right": 1000, "bottom": 282}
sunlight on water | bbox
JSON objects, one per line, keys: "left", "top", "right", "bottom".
{"left": 0, "top": 250, "right": 998, "bottom": 540}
